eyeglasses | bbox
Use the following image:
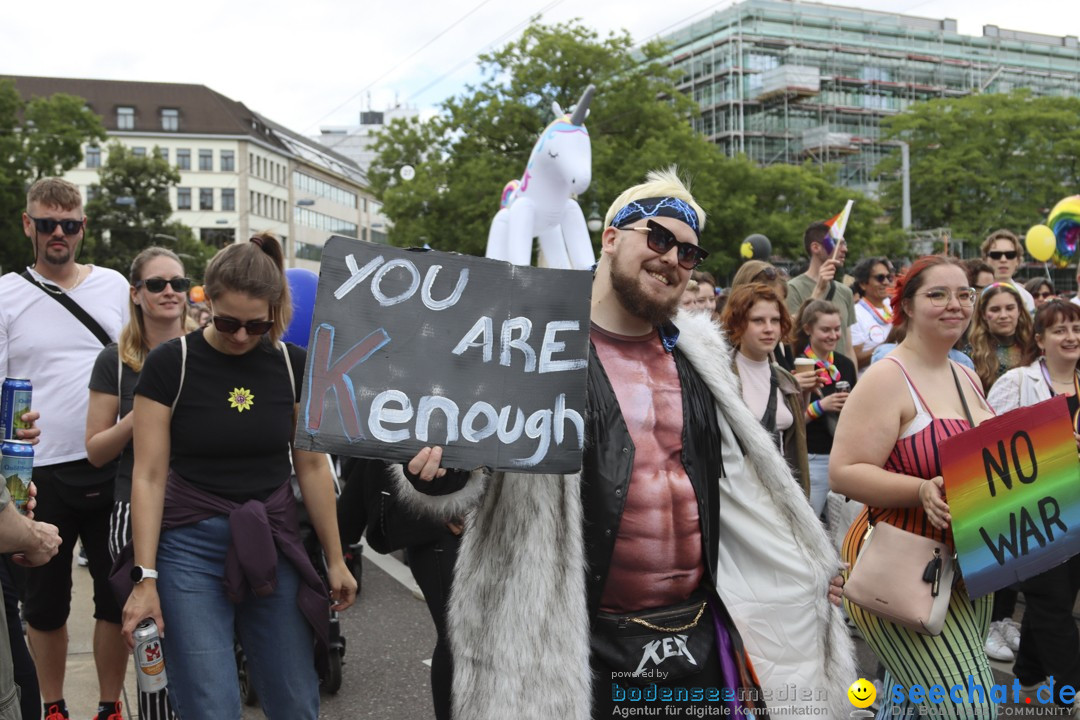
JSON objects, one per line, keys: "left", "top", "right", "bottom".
{"left": 872, "top": 273, "right": 895, "bottom": 284}
{"left": 211, "top": 315, "right": 274, "bottom": 336}
{"left": 986, "top": 251, "right": 1018, "bottom": 261}
{"left": 918, "top": 287, "right": 977, "bottom": 307}
{"left": 135, "top": 277, "right": 192, "bottom": 293}
{"left": 28, "top": 215, "right": 84, "bottom": 236}
{"left": 621, "top": 219, "right": 709, "bottom": 270}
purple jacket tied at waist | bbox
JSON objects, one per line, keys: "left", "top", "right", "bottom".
{"left": 163, "top": 470, "right": 330, "bottom": 669}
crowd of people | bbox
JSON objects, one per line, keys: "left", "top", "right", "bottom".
{"left": 0, "top": 173, "right": 1077, "bottom": 720}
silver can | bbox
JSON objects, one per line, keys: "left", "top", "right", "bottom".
{"left": 834, "top": 381, "right": 851, "bottom": 393}
{"left": 133, "top": 619, "right": 168, "bottom": 693}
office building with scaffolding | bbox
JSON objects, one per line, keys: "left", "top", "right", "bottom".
{"left": 657, "top": 0, "right": 1080, "bottom": 194}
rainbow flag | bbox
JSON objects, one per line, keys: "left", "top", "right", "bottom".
{"left": 821, "top": 200, "right": 853, "bottom": 255}
{"left": 940, "top": 395, "right": 1080, "bottom": 598}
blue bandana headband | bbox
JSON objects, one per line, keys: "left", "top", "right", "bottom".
{"left": 611, "top": 196, "right": 700, "bottom": 239}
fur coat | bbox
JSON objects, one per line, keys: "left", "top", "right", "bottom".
{"left": 393, "top": 310, "right": 855, "bottom": 718}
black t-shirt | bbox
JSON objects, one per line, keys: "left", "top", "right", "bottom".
{"left": 804, "top": 351, "right": 857, "bottom": 455}
{"left": 135, "top": 329, "right": 306, "bottom": 502}
{"left": 87, "top": 343, "right": 140, "bottom": 502}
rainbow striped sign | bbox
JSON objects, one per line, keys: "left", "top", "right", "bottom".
{"left": 940, "top": 395, "right": 1080, "bottom": 598}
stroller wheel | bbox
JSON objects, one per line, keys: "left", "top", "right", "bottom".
{"left": 321, "top": 650, "right": 343, "bottom": 695}
{"left": 236, "top": 641, "right": 259, "bottom": 706}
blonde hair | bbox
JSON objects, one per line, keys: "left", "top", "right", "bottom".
{"left": 120, "top": 247, "right": 194, "bottom": 372}
{"left": 203, "top": 232, "right": 292, "bottom": 344}
{"left": 603, "top": 167, "right": 706, "bottom": 232}
{"left": 968, "top": 283, "right": 1033, "bottom": 391}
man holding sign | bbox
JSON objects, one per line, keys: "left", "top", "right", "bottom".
{"left": 394, "top": 169, "right": 854, "bottom": 719}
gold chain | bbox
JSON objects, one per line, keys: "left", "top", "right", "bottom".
{"left": 628, "top": 602, "right": 707, "bottom": 633}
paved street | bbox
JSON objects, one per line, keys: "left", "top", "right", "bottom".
{"left": 63, "top": 546, "right": 1077, "bottom": 718}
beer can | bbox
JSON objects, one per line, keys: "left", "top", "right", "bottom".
{"left": 0, "top": 439, "right": 33, "bottom": 514}
{"left": 134, "top": 619, "right": 168, "bottom": 693}
{"left": 0, "top": 378, "right": 32, "bottom": 441}
{"left": 834, "top": 381, "right": 851, "bottom": 393}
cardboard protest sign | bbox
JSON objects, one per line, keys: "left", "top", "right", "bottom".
{"left": 940, "top": 395, "right": 1080, "bottom": 598}
{"left": 294, "top": 236, "right": 593, "bottom": 473}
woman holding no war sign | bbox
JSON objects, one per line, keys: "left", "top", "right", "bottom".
{"left": 986, "top": 298, "right": 1080, "bottom": 715}
{"left": 831, "top": 255, "right": 999, "bottom": 718}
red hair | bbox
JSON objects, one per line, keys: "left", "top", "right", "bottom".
{"left": 721, "top": 283, "right": 793, "bottom": 348}
{"left": 890, "top": 254, "right": 967, "bottom": 327}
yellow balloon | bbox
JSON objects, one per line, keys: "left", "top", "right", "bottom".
{"left": 740, "top": 241, "right": 753, "bottom": 259}
{"left": 1025, "top": 224, "right": 1055, "bottom": 262}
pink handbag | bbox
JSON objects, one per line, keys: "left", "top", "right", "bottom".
{"left": 843, "top": 520, "right": 955, "bottom": 635}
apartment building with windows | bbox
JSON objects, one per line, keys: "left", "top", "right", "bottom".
{"left": 7, "top": 76, "right": 378, "bottom": 271}
{"left": 656, "top": 0, "right": 1080, "bottom": 193}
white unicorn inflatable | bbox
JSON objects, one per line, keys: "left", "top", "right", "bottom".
{"left": 485, "top": 85, "right": 596, "bottom": 270}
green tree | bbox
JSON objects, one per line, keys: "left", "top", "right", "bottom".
{"left": 878, "top": 90, "right": 1080, "bottom": 246}
{"left": 370, "top": 20, "right": 899, "bottom": 279}
{"left": 0, "top": 79, "right": 106, "bottom": 273}
{"left": 83, "top": 143, "right": 214, "bottom": 278}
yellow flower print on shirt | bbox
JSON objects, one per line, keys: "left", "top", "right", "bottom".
{"left": 228, "top": 387, "right": 255, "bottom": 412}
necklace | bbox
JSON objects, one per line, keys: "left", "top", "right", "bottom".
{"left": 31, "top": 265, "right": 85, "bottom": 294}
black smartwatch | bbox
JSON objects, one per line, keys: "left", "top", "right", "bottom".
{"left": 130, "top": 565, "right": 159, "bottom": 584}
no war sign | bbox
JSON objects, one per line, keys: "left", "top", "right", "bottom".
{"left": 940, "top": 395, "right": 1080, "bottom": 598}
{"left": 294, "top": 236, "right": 593, "bottom": 473}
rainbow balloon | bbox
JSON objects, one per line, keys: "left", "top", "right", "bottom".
{"left": 940, "top": 395, "right": 1080, "bottom": 598}
{"left": 1048, "top": 195, "right": 1080, "bottom": 269}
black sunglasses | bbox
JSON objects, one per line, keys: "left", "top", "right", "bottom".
{"left": 135, "top": 276, "right": 192, "bottom": 293}
{"left": 622, "top": 219, "right": 708, "bottom": 270}
{"left": 753, "top": 266, "right": 778, "bottom": 282}
{"left": 872, "top": 273, "right": 895, "bottom": 283}
{"left": 212, "top": 315, "right": 274, "bottom": 336}
{"left": 28, "top": 215, "right": 84, "bottom": 236}
{"left": 987, "top": 251, "right": 1018, "bottom": 261}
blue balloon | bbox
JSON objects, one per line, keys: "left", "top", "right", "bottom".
{"left": 282, "top": 268, "right": 319, "bottom": 348}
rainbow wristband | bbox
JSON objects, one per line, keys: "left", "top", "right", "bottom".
{"left": 808, "top": 400, "right": 824, "bottom": 419}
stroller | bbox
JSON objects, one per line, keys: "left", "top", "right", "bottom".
{"left": 235, "top": 458, "right": 349, "bottom": 704}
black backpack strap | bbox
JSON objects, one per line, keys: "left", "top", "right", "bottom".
{"left": 21, "top": 269, "right": 111, "bottom": 346}
{"left": 825, "top": 280, "right": 837, "bottom": 302}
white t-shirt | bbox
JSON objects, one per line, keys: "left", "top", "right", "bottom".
{"left": 852, "top": 298, "right": 892, "bottom": 370}
{"left": 0, "top": 266, "right": 129, "bottom": 466}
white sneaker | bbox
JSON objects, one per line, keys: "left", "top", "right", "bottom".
{"left": 985, "top": 621, "right": 1015, "bottom": 662}
{"left": 1000, "top": 617, "right": 1021, "bottom": 653}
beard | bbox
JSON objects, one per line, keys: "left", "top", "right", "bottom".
{"left": 38, "top": 237, "right": 74, "bottom": 266}
{"left": 609, "top": 258, "right": 680, "bottom": 327}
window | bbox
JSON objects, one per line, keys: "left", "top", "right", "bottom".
{"left": 117, "top": 107, "right": 134, "bottom": 130}
{"left": 221, "top": 189, "right": 235, "bottom": 212}
{"left": 161, "top": 108, "right": 179, "bottom": 131}
{"left": 199, "top": 149, "right": 213, "bottom": 172}
{"left": 86, "top": 185, "right": 100, "bottom": 203}
{"left": 177, "top": 149, "right": 191, "bottom": 170}
{"left": 85, "top": 145, "right": 101, "bottom": 169}
{"left": 199, "top": 188, "right": 213, "bottom": 211}
{"left": 132, "top": 147, "right": 146, "bottom": 157}
{"left": 200, "top": 228, "right": 235, "bottom": 249}
{"left": 177, "top": 187, "right": 191, "bottom": 210}
{"left": 220, "top": 150, "right": 235, "bottom": 172}
{"left": 158, "top": 147, "right": 169, "bottom": 164}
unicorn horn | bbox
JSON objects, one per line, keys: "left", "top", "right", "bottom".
{"left": 569, "top": 84, "right": 596, "bottom": 126}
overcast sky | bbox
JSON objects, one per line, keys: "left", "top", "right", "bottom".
{"left": 1, "top": 0, "right": 1070, "bottom": 135}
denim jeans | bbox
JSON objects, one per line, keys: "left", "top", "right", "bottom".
{"left": 157, "top": 515, "right": 319, "bottom": 720}
{"left": 806, "top": 453, "right": 831, "bottom": 518}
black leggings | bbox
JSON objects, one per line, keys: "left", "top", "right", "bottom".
{"left": 407, "top": 533, "right": 460, "bottom": 720}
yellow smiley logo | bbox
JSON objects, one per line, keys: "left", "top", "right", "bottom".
{"left": 847, "top": 678, "right": 876, "bottom": 708}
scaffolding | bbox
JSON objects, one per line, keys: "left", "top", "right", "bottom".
{"left": 661, "top": 0, "right": 1080, "bottom": 196}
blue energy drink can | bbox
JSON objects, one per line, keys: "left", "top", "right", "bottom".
{"left": 0, "top": 439, "right": 33, "bottom": 513}
{"left": 0, "top": 378, "right": 32, "bottom": 441}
